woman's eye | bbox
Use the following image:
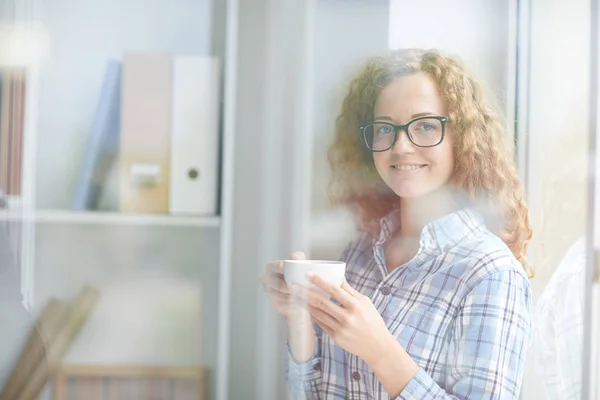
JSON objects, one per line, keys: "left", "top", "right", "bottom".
{"left": 417, "top": 123, "right": 436, "bottom": 131}
{"left": 376, "top": 125, "right": 393, "bottom": 134}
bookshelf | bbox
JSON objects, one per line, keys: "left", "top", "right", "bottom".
{"left": 0, "top": 0, "right": 238, "bottom": 400}
{"left": 0, "top": 209, "right": 221, "bottom": 227}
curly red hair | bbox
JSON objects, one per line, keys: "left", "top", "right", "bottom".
{"left": 327, "top": 49, "right": 533, "bottom": 278}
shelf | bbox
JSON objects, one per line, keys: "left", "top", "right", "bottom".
{"left": 0, "top": 209, "right": 221, "bottom": 227}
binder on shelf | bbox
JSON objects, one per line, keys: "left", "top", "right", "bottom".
{"left": 0, "top": 68, "right": 26, "bottom": 200}
{"left": 72, "top": 60, "right": 121, "bottom": 211}
{"left": 0, "top": 70, "right": 10, "bottom": 194}
{"left": 169, "top": 56, "right": 220, "bottom": 215}
{"left": 9, "top": 71, "right": 25, "bottom": 197}
{"left": 119, "top": 53, "right": 172, "bottom": 213}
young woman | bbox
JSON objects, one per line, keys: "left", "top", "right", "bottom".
{"left": 261, "top": 48, "right": 533, "bottom": 399}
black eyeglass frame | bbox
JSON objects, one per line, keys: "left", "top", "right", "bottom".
{"left": 358, "top": 115, "right": 450, "bottom": 151}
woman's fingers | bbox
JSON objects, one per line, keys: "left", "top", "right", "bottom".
{"left": 265, "top": 287, "right": 292, "bottom": 301}
{"left": 289, "top": 251, "right": 305, "bottom": 261}
{"left": 263, "top": 252, "right": 306, "bottom": 304}
{"left": 265, "top": 273, "right": 290, "bottom": 294}
{"left": 292, "top": 285, "right": 346, "bottom": 322}
{"left": 261, "top": 268, "right": 293, "bottom": 299}
{"left": 263, "top": 253, "right": 306, "bottom": 318}
{"left": 312, "top": 316, "right": 334, "bottom": 337}
{"left": 266, "top": 260, "right": 284, "bottom": 275}
{"left": 308, "top": 305, "right": 339, "bottom": 331}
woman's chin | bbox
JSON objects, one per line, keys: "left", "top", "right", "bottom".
{"left": 390, "top": 184, "right": 430, "bottom": 199}
{"left": 391, "top": 181, "right": 460, "bottom": 203}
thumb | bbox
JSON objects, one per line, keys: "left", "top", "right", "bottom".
{"left": 290, "top": 251, "right": 306, "bottom": 260}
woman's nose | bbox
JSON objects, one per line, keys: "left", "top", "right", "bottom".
{"left": 391, "top": 129, "right": 416, "bottom": 154}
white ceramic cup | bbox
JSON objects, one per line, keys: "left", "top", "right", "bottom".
{"left": 283, "top": 259, "right": 346, "bottom": 292}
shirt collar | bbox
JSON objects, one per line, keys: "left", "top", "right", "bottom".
{"left": 375, "top": 206, "right": 487, "bottom": 253}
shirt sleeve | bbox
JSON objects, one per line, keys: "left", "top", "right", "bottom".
{"left": 396, "top": 268, "right": 532, "bottom": 400}
{"left": 286, "top": 321, "right": 324, "bottom": 400}
{"left": 286, "top": 239, "right": 360, "bottom": 399}
{"left": 286, "top": 238, "right": 366, "bottom": 399}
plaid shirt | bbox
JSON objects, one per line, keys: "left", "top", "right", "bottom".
{"left": 287, "top": 207, "right": 532, "bottom": 399}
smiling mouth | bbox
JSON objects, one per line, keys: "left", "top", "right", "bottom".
{"left": 391, "top": 164, "right": 427, "bottom": 171}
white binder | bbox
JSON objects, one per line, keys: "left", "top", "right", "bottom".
{"left": 169, "top": 56, "right": 221, "bottom": 215}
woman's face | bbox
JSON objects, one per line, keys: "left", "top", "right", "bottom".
{"left": 371, "top": 72, "right": 455, "bottom": 199}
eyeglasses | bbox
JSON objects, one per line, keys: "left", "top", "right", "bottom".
{"left": 359, "top": 116, "right": 449, "bottom": 152}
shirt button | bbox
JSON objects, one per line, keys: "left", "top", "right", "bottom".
{"left": 380, "top": 286, "right": 391, "bottom": 295}
{"left": 352, "top": 371, "right": 361, "bottom": 381}
{"left": 313, "top": 362, "right": 321, "bottom": 371}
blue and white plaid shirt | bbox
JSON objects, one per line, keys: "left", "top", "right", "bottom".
{"left": 288, "top": 207, "right": 532, "bottom": 399}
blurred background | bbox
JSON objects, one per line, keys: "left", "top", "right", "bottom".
{"left": 0, "top": 0, "right": 598, "bottom": 399}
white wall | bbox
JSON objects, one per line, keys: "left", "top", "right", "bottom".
{"left": 389, "top": 0, "right": 512, "bottom": 118}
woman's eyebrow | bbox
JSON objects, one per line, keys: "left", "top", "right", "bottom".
{"left": 373, "top": 112, "right": 440, "bottom": 122}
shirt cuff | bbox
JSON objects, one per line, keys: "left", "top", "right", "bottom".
{"left": 287, "top": 342, "right": 322, "bottom": 381}
{"left": 395, "top": 368, "right": 443, "bottom": 400}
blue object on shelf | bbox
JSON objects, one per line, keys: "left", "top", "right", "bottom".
{"left": 73, "top": 60, "right": 122, "bottom": 210}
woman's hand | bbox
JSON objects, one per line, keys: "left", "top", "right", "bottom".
{"left": 261, "top": 252, "right": 318, "bottom": 363}
{"left": 260, "top": 251, "right": 307, "bottom": 321}
{"left": 291, "top": 273, "right": 395, "bottom": 366}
